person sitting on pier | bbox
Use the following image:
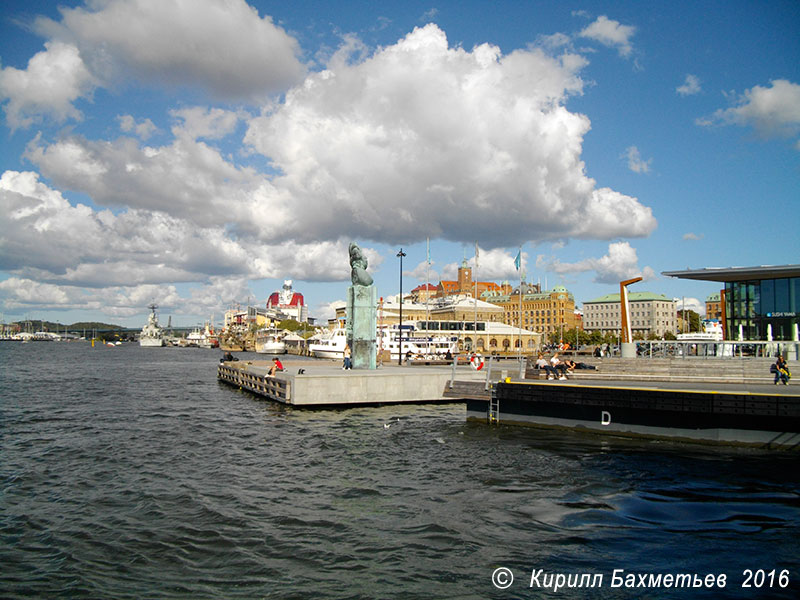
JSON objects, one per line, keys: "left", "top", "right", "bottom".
{"left": 550, "top": 353, "right": 570, "bottom": 380}
{"left": 268, "top": 356, "right": 284, "bottom": 377}
{"left": 535, "top": 353, "right": 558, "bottom": 380}
{"left": 773, "top": 355, "right": 790, "bottom": 385}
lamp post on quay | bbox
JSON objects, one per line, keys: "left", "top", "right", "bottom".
{"left": 397, "top": 248, "right": 406, "bottom": 365}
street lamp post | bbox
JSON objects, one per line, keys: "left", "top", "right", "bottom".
{"left": 397, "top": 248, "right": 406, "bottom": 365}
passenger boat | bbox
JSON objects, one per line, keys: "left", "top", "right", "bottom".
{"left": 183, "top": 322, "right": 218, "bottom": 348}
{"left": 139, "top": 304, "right": 165, "bottom": 347}
{"left": 255, "top": 327, "right": 287, "bottom": 354}
{"left": 378, "top": 324, "right": 458, "bottom": 360}
{"left": 308, "top": 327, "right": 347, "bottom": 359}
{"left": 308, "top": 323, "right": 458, "bottom": 361}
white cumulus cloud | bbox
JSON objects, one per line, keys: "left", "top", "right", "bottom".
{"left": 169, "top": 106, "right": 242, "bottom": 141}
{"left": 622, "top": 146, "right": 652, "bottom": 173}
{"left": 677, "top": 74, "right": 701, "bottom": 96}
{"left": 579, "top": 15, "right": 636, "bottom": 58}
{"left": 439, "top": 247, "right": 526, "bottom": 283}
{"left": 0, "top": 169, "right": 370, "bottom": 321}
{"left": 0, "top": 41, "right": 96, "bottom": 130}
{"left": 536, "top": 241, "right": 655, "bottom": 284}
{"left": 674, "top": 296, "right": 705, "bottom": 316}
{"left": 700, "top": 79, "right": 800, "bottom": 143}
{"left": 244, "top": 24, "right": 655, "bottom": 247}
{"left": 118, "top": 114, "right": 158, "bottom": 140}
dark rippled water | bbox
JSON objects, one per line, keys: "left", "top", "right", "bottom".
{"left": 2, "top": 342, "right": 799, "bottom": 599}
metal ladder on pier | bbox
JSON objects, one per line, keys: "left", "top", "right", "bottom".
{"left": 488, "top": 386, "right": 500, "bottom": 424}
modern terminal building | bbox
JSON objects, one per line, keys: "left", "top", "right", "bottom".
{"left": 663, "top": 264, "right": 800, "bottom": 341}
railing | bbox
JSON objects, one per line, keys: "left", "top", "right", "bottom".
{"left": 632, "top": 340, "right": 800, "bottom": 360}
{"left": 217, "top": 362, "right": 291, "bottom": 402}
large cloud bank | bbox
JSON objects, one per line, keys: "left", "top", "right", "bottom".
{"left": 1, "top": 4, "right": 658, "bottom": 319}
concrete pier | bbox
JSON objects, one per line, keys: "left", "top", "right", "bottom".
{"left": 218, "top": 359, "right": 473, "bottom": 406}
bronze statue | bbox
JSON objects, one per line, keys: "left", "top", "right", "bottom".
{"left": 349, "top": 242, "right": 373, "bottom": 287}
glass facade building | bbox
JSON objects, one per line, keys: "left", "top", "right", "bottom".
{"left": 663, "top": 265, "right": 800, "bottom": 341}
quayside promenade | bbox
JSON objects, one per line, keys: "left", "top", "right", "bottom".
{"left": 526, "top": 356, "right": 795, "bottom": 385}
{"left": 218, "top": 355, "right": 797, "bottom": 406}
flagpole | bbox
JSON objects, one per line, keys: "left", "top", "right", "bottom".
{"left": 473, "top": 242, "right": 478, "bottom": 352}
{"left": 512, "top": 246, "right": 522, "bottom": 358}
{"left": 518, "top": 245, "right": 522, "bottom": 360}
{"left": 426, "top": 238, "right": 430, "bottom": 327}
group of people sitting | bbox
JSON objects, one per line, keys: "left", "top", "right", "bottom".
{"left": 534, "top": 352, "right": 596, "bottom": 380}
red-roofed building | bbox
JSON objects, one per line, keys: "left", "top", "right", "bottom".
{"left": 435, "top": 260, "right": 502, "bottom": 299}
{"left": 411, "top": 283, "right": 437, "bottom": 303}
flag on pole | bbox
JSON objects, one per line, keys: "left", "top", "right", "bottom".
{"left": 474, "top": 242, "right": 479, "bottom": 268}
{"left": 514, "top": 249, "right": 521, "bottom": 271}
{"left": 426, "top": 238, "right": 431, "bottom": 265}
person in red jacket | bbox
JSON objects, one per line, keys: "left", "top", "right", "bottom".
{"left": 268, "top": 356, "right": 284, "bottom": 376}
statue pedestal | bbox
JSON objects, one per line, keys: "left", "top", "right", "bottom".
{"left": 346, "top": 285, "right": 377, "bottom": 369}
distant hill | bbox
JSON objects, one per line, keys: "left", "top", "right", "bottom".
{"left": 68, "top": 321, "right": 126, "bottom": 330}
{"left": 13, "top": 320, "right": 125, "bottom": 331}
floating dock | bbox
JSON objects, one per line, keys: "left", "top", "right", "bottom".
{"left": 217, "top": 359, "right": 473, "bottom": 406}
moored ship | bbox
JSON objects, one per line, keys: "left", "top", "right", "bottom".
{"left": 255, "top": 327, "right": 287, "bottom": 354}
{"left": 308, "top": 323, "right": 458, "bottom": 361}
{"left": 184, "top": 321, "right": 219, "bottom": 348}
{"left": 139, "top": 304, "right": 165, "bottom": 347}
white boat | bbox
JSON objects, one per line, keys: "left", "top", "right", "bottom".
{"left": 184, "top": 322, "right": 218, "bottom": 348}
{"left": 139, "top": 304, "right": 165, "bottom": 347}
{"left": 308, "top": 323, "right": 458, "bottom": 361}
{"left": 184, "top": 327, "right": 203, "bottom": 346}
{"left": 378, "top": 324, "right": 459, "bottom": 360}
{"left": 255, "top": 327, "right": 287, "bottom": 354}
{"left": 309, "top": 327, "right": 348, "bottom": 359}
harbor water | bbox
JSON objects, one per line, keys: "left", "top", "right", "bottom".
{"left": 2, "top": 342, "right": 799, "bottom": 599}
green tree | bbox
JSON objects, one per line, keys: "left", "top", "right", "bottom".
{"left": 279, "top": 319, "right": 315, "bottom": 338}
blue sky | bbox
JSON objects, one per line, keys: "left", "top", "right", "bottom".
{"left": 1, "top": 0, "right": 798, "bottom": 328}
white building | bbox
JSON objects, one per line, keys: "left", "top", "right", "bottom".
{"left": 583, "top": 291, "right": 677, "bottom": 339}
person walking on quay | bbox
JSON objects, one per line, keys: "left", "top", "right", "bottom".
{"left": 343, "top": 344, "right": 352, "bottom": 370}
{"left": 773, "top": 355, "right": 790, "bottom": 385}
